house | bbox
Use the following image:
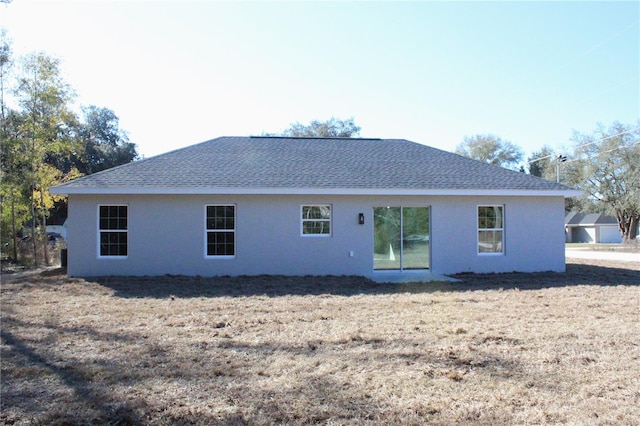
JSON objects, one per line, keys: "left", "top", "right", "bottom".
{"left": 50, "top": 136, "right": 580, "bottom": 280}
{"left": 565, "top": 212, "right": 621, "bottom": 244}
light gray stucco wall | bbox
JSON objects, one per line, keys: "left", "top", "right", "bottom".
{"left": 66, "top": 194, "right": 566, "bottom": 277}
{"left": 429, "top": 195, "right": 565, "bottom": 274}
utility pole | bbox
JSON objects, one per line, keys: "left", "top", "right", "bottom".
{"left": 556, "top": 154, "right": 567, "bottom": 183}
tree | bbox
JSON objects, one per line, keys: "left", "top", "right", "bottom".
{"left": 0, "top": 108, "right": 32, "bottom": 261}
{"left": 270, "top": 117, "right": 361, "bottom": 138}
{"left": 0, "top": 29, "right": 28, "bottom": 262}
{"left": 74, "top": 105, "right": 138, "bottom": 174}
{"left": 565, "top": 121, "right": 640, "bottom": 243}
{"left": 0, "top": 29, "right": 140, "bottom": 266}
{"left": 14, "top": 52, "right": 77, "bottom": 265}
{"left": 0, "top": 28, "right": 10, "bottom": 121}
{"left": 527, "top": 145, "right": 557, "bottom": 181}
{"left": 455, "top": 134, "right": 524, "bottom": 170}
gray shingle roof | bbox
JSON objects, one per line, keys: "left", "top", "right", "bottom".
{"left": 51, "top": 136, "right": 576, "bottom": 194}
{"left": 565, "top": 212, "right": 618, "bottom": 226}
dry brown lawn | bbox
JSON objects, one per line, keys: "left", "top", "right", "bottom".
{"left": 1, "top": 258, "right": 639, "bottom": 425}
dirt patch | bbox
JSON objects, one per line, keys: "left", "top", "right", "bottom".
{"left": 2, "top": 259, "right": 639, "bottom": 425}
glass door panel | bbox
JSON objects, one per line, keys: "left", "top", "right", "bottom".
{"left": 373, "top": 207, "right": 401, "bottom": 270}
{"left": 402, "top": 207, "right": 430, "bottom": 269}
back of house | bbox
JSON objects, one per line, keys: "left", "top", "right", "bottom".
{"left": 50, "top": 136, "right": 579, "bottom": 280}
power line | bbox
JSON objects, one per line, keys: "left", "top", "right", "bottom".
{"left": 574, "top": 126, "right": 640, "bottom": 151}
{"left": 564, "top": 139, "right": 640, "bottom": 164}
{"left": 518, "top": 19, "right": 639, "bottom": 112}
{"left": 527, "top": 126, "right": 640, "bottom": 164}
{"left": 528, "top": 153, "right": 555, "bottom": 164}
{"left": 557, "top": 20, "right": 639, "bottom": 73}
{"left": 573, "top": 76, "right": 639, "bottom": 108}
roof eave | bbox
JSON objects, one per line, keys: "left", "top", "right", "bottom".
{"left": 50, "top": 186, "right": 582, "bottom": 197}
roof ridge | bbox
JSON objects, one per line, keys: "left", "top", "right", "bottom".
{"left": 250, "top": 136, "right": 382, "bottom": 140}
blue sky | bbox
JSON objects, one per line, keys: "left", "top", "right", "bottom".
{"left": 1, "top": 1, "right": 638, "bottom": 159}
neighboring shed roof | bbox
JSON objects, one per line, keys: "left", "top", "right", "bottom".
{"left": 51, "top": 136, "right": 579, "bottom": 195}
{"left": 565, "top": 212, "right": 619, "bottom": 226}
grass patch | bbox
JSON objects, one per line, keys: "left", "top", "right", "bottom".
{"left": 566, "top": 242, "right": 639, "bottom": 252}
{"left": 2, "top": 259, "right": 639, "bottom": 424}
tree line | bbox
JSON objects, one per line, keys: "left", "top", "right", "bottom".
{"left": 1, "top": 30, "right": 138, "bottom": 265}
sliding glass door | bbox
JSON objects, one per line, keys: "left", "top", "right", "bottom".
{"left": 373, "top": 206, "right": 430, "bottom": 270}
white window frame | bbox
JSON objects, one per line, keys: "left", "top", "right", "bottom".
{"left": 477, "top": 205, "right": 504, "bottom": 255}
{"left": 204, "top": 204, "right": 236, "bottom": 258}
{"left": 97, "top": 204, "right": 128, "bottom": 259}
{"left": 301, "top": 204, "right": 332, "bottom": 237}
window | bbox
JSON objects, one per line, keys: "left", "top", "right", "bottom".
{"left": 301, "top": 205, "right": 331, "bottom": 236}
{"left": 206, "top": 205, "right": 235, "bottom": 257}
{"left": 478, "top": 205, "right": 504, "bottom": 254}
{"left": 98, "top": 205, "right": 128, "bottom": 257}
